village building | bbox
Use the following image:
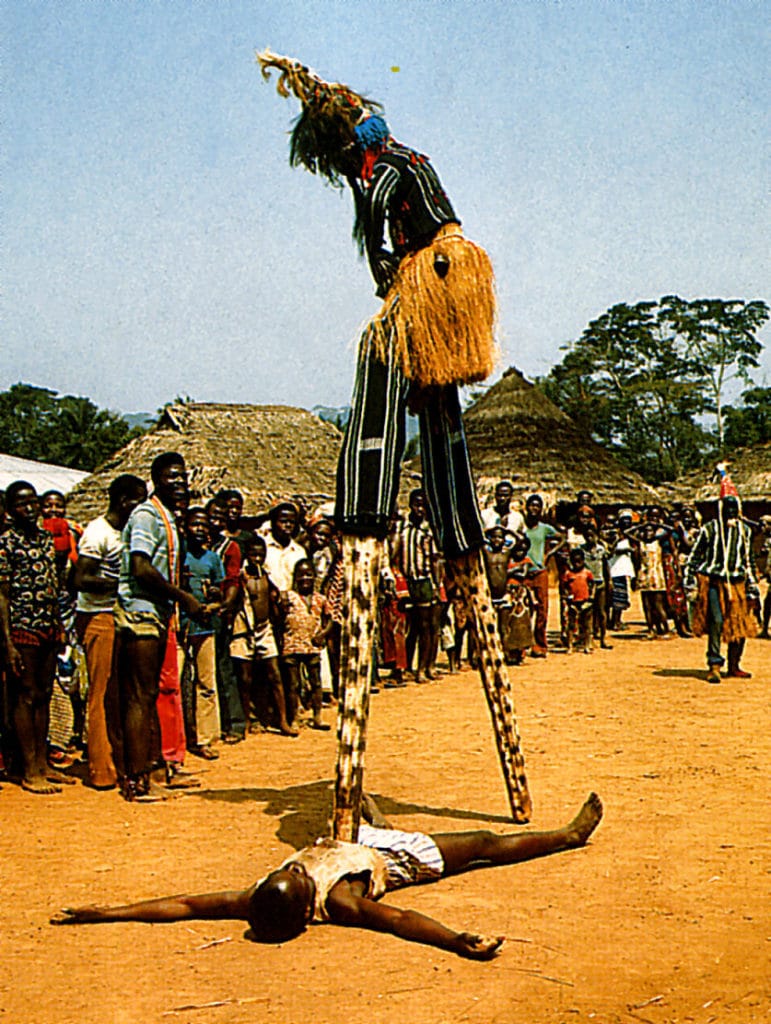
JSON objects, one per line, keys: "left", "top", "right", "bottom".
{"left": 65, "top": 402, "right": 342, "bottom": 524}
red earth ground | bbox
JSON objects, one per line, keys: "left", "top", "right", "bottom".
{"left": 1, "top": 597, "right": 769, "bottom": 1024}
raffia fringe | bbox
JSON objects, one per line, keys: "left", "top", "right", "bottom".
{"left": 370, "top": 225, "right": 498, "bottom": 388}
{"left": 691, "top": 576, "right": 758, "bottom": 642}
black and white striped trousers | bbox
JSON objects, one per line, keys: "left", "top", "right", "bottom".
{"left": 335, "top": 314, "right": 485, "bottom": 558}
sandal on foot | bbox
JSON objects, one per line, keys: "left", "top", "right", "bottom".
{"left": 191, "top": 746, "right": 219, "bottom": 760}
{"left": 164, "top": 765, "right": 201, "bottom": 789}
{"left": 222, "top": 732, "right": 245, "bottom": 745}
{"left": 46, "top": 769, "right": 77, "bottom": 786}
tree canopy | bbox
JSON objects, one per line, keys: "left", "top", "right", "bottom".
{"left": 538, "top": 297, "right": 768, "bottom": 484}
{"left": 0, "top": 383, "right": 145, "bottom": 472}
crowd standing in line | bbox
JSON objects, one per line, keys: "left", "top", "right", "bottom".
{"left": 0, "top": 459, "right": 766, "bottom": 798}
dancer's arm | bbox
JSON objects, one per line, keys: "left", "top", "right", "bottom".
{"left": 51, "top": 889, "right": 251, "bottom": 925}
{"left": 326, "top": 883, "right": 503, "bottom": 961}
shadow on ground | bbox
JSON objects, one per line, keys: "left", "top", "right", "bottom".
{"left": 653, "top": 667, "right": 710, "bottom": 681}
{"left": 191, "top": 779, "right": 513, "bottom": 850}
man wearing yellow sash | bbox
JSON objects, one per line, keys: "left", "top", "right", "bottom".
{"left": 114, "top": 453, "right": 207, "bottom": 802}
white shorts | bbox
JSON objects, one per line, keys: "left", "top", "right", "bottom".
{"left": 229, "top": 615, "right": 278, "bottom": 661}
{"left": 357, "top": 824, "right": 444, "bottom": 890}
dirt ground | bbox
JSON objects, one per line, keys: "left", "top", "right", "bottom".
{"left": 1, "top": 598, "right": 769, "bottom": 1024}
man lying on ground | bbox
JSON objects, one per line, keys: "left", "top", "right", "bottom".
{"left": 51, "top": 792, "right": 603, "bottom": 961}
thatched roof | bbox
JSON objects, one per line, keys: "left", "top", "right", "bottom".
{"left": 658, "top": 440, "right": 771, "bottom": 507}
{"left": 460, "top": 367, "right": 660, "bottom": 507}
{"left": 66, "top": 403, "right": 341, "bottom": 522}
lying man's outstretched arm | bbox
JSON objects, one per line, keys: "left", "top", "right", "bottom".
{"left": 326, "top": 881, "right": 503, "bottom": 961}
{"left": 51, "top": 890, "right": 250, "bottom": 925}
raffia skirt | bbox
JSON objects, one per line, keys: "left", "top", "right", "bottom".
{"left": 370, "top": 224, "right": 498, "bottom": 388}
{"left": 690, "top": 577, "right": 758, "bottom": 643}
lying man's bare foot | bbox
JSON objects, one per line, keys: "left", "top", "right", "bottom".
{"left": 565, "top": 792, "right": 603, "bottom": 847}
{"left": 22, "top": 775, "right": 62, "bottom": 795}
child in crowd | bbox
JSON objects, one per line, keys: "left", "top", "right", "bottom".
{"left": 205, "top": 498, "right": 247, "bottom": 745}
{"left": 41, "top": 490, "right": 85, "bottom": 757}
{"left": 759, "top": 516, "right": 771, "bottom": 638}
{"left": 606, "top": 509, "right": 636, "bottom": 630}
{"left": 446, "top": 583, "right": 475, "bottom": 672}
{"left": 230, "top": 536, "right": 298, "bottom": 737}
{"left": 179, "top": 508, "right": 226, "bottom": 760}
{"left": 581, "top": 524, "right": 612, "bottom": 650}
{"left": 624, "top": 521, "right": 670, "bottom": 639}
{"left": 280, "top": 559, "right": 331, "bottom": 731}
{"left": 505, "top": 535, "right": 535, "bottom": 665}
{"left": 306, "top": 515, "right": 344, "bottom": 699}
{"left": 482, "top": 526, "right": 513, "bottom": 662}
{"left": 378, "top": 565, "right": 409, "bottom": 687}
{"left": 562, "top": 548, "right": 595, "bottom": 654}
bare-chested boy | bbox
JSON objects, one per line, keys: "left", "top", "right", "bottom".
{"left": 230, "top": 536, "right": 298, "bottom": 737}
{"left": 52, "top": 792, "right": 603, "bottom": 961}
{"left": 482, "top": 525, "right": 514, "bottom": 663}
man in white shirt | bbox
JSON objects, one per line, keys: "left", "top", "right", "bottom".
{"left": 480, "top": 480, "right": 525, "bottom": 539}
{"left": 263, "top": 501, "right": 306, "bottom": 592}
{"left": 73, "top": 474, "right": 147, "bottom": 789}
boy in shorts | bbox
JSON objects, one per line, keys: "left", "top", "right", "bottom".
{"left": 230, "top": 536, "right": 298, "bottom": 737}
{"left": 51, "top": 792, "right": 603, "bottom": 961}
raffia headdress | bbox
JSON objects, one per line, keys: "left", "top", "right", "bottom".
{"left": 256, "top": 49, "right": 382, "bottom": 187}
{"left": 257, "top": 49, "right": 498, "bottom": 390}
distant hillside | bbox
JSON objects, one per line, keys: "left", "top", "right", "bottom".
{"left": 313, "top": 404, "right": 419, "bottom": 442}
{"left": 122, "top": 411, "right": 156, "bottom": 431}
{"left": 313, "top": 405, "right": 350, "bottom": 431}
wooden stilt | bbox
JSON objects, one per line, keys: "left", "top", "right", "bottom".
{"left": 448, "top": 549, "right": 532, "bottom": 822}
{"left": 332, "top": 535, "right": 382, "bottom": 841}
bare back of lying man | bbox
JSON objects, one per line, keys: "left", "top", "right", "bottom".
{"left": 52, "top": 793, "right": 603, "bottom": 961}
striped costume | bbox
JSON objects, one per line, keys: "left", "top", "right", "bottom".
{"left": 257, "top": 51, "right": 532, "bottom": 839}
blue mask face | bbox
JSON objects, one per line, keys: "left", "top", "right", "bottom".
{"left": 354, "top": 114, "right": 390, "bottom": 151}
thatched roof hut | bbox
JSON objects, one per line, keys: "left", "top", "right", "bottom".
{"left": 66, "top": 403, "right": 342, "bottom": 522}
{"left": 459, "top": 367, "right": 660, "bottom": 509}
{"left": 657, "top": 441, "right": 771, "bottom": 517}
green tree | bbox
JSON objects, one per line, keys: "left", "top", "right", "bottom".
{"left": 537, "top": 296, "right": 767, "bottom": 484}
{"left": 722, "top": 386, "right": 771, "bottom": 450}
{"left": 539, "top": 301, "right": 708, "bottom": 482}
{"left": 0, "top": 383, "right": 144, "bottom": 471}
{"left": 657, "top": 297, "right": 768, "bottom": 447}
{"left": 0, "top": 384, "right": 59, "bottom": 461}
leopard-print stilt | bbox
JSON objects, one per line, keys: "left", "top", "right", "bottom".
{"left": 333, "top": 534, "right": 382, "bottom": 841}
{"left": 448, "top": 549, "right": 532, "bottom": 822}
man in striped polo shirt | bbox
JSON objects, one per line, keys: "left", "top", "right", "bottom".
{"left": 684, "top": 495, "right": 759, "bottom": 683}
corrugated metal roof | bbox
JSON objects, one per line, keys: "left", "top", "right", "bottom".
{"left": 0, "top": 453, "right": 89, "bottom": 495}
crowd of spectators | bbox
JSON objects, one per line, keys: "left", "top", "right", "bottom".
{"left": 0, "top": 454, "right": 768, "bottom": 800}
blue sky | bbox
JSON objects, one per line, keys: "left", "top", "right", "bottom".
{"left": 3, "top": 0, "right": 769, "bottom": 415}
